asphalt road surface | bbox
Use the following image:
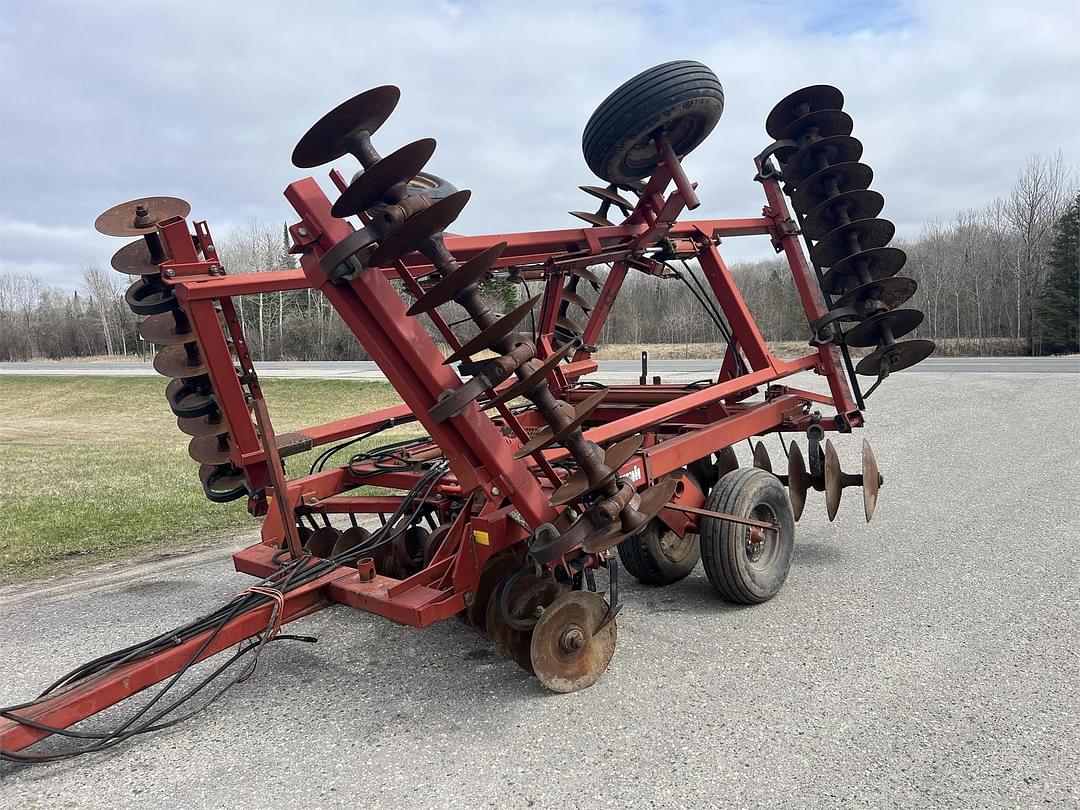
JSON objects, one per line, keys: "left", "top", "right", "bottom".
{"left": 1, "top": 370, "right": 1078, "bottom": 808}
{"left": 1, "top": 355, "right": 1077, "bottom": 384}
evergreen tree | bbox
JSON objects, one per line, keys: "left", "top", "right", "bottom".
{"left": 1034, "top": 192, "right": 1079, "bottom": 354}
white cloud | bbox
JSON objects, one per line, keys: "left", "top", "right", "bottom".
{"left": 1, "top": 0, "right": 1077, "bottom": 289}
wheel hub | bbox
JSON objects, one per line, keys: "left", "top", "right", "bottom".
{"left": 559, "top": 626, "right": 586, "bottom": 652}
{"left": 745, "top": 527, "right": 767, "bottom": 562}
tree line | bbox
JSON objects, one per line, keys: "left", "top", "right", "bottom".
{"left": 1, "top": 153, "right": 1076, "bottom": 362}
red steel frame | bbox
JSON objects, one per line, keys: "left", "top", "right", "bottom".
{"left": 1, "top": 152, "right": 864, "bottom": 754}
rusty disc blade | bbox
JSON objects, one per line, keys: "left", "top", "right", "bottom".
{"left": 581, "top": 477, "right": 680, "bottom": 554}
{"left": 506, "top": 577, "right": 565, "bottom": 672}
{"left": 833, "top": 275, "right": 918, "bottom": 312}
{"left": 513, "top": 389, "right": 608, "bottom": 459}
{"left": 844, "top": 308, "right": 924, "bottom": 348}
{"left": 166, "top": 377, "right": 216, "bottom": 418}
{"left": 766, "top": 85, "right": 845, "bottom": 139}
{"left": 199, "top": 463, "right": 247, "bottom": 503}
{"left": 820, "top": 246, "right": 907, "bottom": 296}
{"left": 562, "top": 288, "right": 591, "bottom": 311}
{"left": 139, "top": 312, "right": 193, "bottom": 345}
{"left": 781, "top": 134, "right": 863, "bottom": 188}
{"left": 752, "top": 441, "right": 773, "bottom": 473}
{"left": 467, "top": 549, "right": 522, "bottom": 629}
{"left": 484, "top": 588, "right": 513, "bottom": 649}
{"left": 571, "top": 267, "right": 604, "bottom": 286}
{"left": 291, "top": 85, "right": 400, "bottom": 168}
{"left": 550, "top": 434, "right": 644, "bottom": 506}
{"left": 716, "top": 445, "right": 739, "bottom": 478}
{"left": 331, "top": 138, "right": 437, "bottom": 218}
{"left": 422, "top": 523, "right": 452, "bottom": 566}
{"left": 125, "top": 278, "right": 178, "bottom": 317}
{"left": 188, "top": 434, "right": 231, "bottom": 465}
{"left": 855, "top": 339, "right": 936, "bottom": 377}
{"left": 429, "top": 376, "right": 492, "bottom": 423}
{"left": 778, "top": 108, "right": 854, "bottom": 143}
{"left": 305, "top": 526, "right": 342, "bottom": 558}
{"left": 153, "top": 345, "right": 207, "bottom": 378}
{"left": 95, "top": 196, "right": 191, "bottom": 237}
{"left": 484, "top": 570, "right": 538, "bottom": 648}
{"left": 801, "top": 189, "right": 884, "bottom": 240}
{"left": 111, "top": 239, "right": 163, "bottom": 275}
{"left": 570, "top": 211, "right": 613, "bottom": 227}
{"left": 407, "top": 241, "right": 508, "bottom": 315}
{"left": 485, "top": 341, "right": 578, "bottom": 411}
{"left": 862, "top": 439, "right": 881, "bottom": 523}
{"left": 790, "top": 162, "right": 874, "bottom": 215}
{"left": 367, "top": 540, "right": 396, "bottom": 577}
{"left": 530, "top": 590, "right": 616, "bottom": 693}
{"left": 368, "top": 190, "right": 472, "bottom": 268}
{"left": 178, "top": 412, "right": 228, "bottom": 438}
{"left": 579, "top": 185, "right": 634, "bottom": 213}
{"left": 824, "top": 439, "right": 842, "bottom": 522}
{"left": 332, "top": 526, "right": 372, "bottom": 557}
{"left": 318, "top": 229, "right": 378, "bottom": 277}
{"left": 444, "top": 293, "right": 540, "bottom": 365}
{"left": 787, "top": 441, "right": 809, "bottom": 521}
{"left": 811, "top": 218, "right": 896, "bottom": 268}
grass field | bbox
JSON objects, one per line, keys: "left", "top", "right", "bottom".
{"left": 0, "top": 376, "right": 409, "bottom": 581}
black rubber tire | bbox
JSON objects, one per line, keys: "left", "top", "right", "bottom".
{"left": 618, "top": 517, "right": 701, "bottom": 586}
{"left": 582, "top": 61, "right": 724, "bottom": 184}
{"left": 700, "top": 468, "right": 794, "bottom": 604}
{"left": 618, "top": 470, "right": 702, "bottom": 585}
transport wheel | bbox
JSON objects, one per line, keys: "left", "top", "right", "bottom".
{"left": 617, "top": 470, "right": 701, "bottom": 585}
{"left": 618, "top": 518, "right": 700, "bottom": 585}
{"left": 699, "top": 468, "right": 794, "bottom": 604}
{"left": 530, "top": 591, "right": 617, "bottom": 693}
{"left": 582, "top": 60, "right": 724, "bottom": 184}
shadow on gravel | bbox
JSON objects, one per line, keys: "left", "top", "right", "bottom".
{"left": 794, "top": 541, "right": 844, "bottom": 566}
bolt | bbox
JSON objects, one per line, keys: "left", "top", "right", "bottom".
{"left": 463, "top": 591, "right": 474, "bottom": 606}
{"left": 205, "top": 244, "right": 215, "bottom": 253}
{"left": 164, "top": 268, "right": 175, "bottom": 278}
{"left": 491, "top": 487, "right": 500, "bottom": 496}
{"left": 560, "top": 627, "right": 585, "bottom": 652}
{"left": 297, "top": 226, "right": 309, "bottom": 237}
{"left": 209, "top": 265, "right": 219, "bottom": 274}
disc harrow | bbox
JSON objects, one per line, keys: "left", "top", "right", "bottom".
{"left": 2, "top": 62, "right": 932, "bottom": 761}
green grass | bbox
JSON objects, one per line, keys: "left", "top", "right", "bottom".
{"left": 0, "top": 376, "right": 411, "bottom": 581}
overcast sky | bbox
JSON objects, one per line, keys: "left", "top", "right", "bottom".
{"left": 1, "top": 0, "right": 1078, "bottom": 291}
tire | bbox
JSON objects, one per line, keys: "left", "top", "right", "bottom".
{"left": 582, "top": 61, "right": 725, "bottom": 184}
{"left": 618, "top": 471, "right": 701, "bottom": 585}
{"left": 699, "top": 468, "right": 794, "bottom": 604}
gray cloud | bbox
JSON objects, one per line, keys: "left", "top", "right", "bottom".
{"left": 1, "top": 0, "right": 1078, "bottom": 289}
